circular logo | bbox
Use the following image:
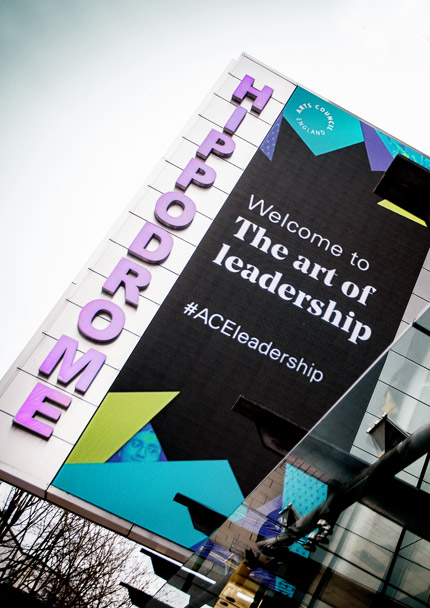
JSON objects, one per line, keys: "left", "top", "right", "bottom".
{"left": 295, "top": 103, "right": 335, "bottom": 136}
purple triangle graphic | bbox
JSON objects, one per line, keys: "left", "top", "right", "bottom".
{"left": 261, "top": 113, "right": 283, "bottom": 161}
{"left": 361, "top": 121, "right": 393, "bottom": 171}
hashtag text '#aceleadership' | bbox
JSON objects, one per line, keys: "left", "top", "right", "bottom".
{"left": 182, "top": 302, "right": 324, "bottom": 384}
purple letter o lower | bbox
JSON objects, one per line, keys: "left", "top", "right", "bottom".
{"left": 78, "top": 299, "right": 126, "bottom": 342}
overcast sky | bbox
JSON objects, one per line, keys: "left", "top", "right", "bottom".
{"left": 1, "top": 0, "right": 430, "bottom": 377}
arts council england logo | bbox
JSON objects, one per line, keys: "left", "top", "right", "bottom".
{"left": 295, "top": 102, "right": 335, "bottom": 136}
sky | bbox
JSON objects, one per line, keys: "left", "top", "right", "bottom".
{"left": 1, "top": 0, "right": 430, "bottom": 377}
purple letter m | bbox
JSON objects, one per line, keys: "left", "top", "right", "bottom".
{"left": 39, "top": 335, "right": 106, "bottom": 394}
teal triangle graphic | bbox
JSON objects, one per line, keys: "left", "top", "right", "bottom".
{"left": 53, "top": 460, "right": 244, "bottom": 548}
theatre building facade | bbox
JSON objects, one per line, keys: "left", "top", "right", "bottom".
{"left": 1, "top": 54, "right": 430, "bottom": 606}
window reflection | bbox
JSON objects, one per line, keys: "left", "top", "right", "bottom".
{"left": 144, "top": 313, "right": 430, "bottom": 607}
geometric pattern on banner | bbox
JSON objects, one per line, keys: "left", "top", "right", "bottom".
{"left": 377, "top": 200, "right": 426, "bottom": 226}
{"left": 360, "top": 121, "right": 394, "bottom": 171}
{"left": 260, "top": 113, "right": 283, "bottom": 161}
{"left": 53, "top": 460, "right": 244, "bottom": 549}
{"left": 283, "top": 465, "right": 327, "bottom": 557}
{"left": 376, "top": 130, "right": 430, "bottom": 170}
{"left": 360, "top": 122, "right": 429, "bottom": 223}
{"left": 283, "top": 87, "right": 364, "bottom": 156}
{"left": 65, "top": 392, "right": 178, "bottom": 464}
{"left": 361, "top": 121, "right": 430, "bottom": 173}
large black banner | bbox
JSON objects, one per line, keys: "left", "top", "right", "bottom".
{"left": 54, "top": 87, "right": 429, "bottom": 549}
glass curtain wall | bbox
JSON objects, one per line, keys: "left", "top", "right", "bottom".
{"left": 144, "top": 306, "right": 430, "bottom": 608}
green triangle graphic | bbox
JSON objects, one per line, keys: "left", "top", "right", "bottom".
{"left": 66, "top": 392, "right": 179, "bottom": 464}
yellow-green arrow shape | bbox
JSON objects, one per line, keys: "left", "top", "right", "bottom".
{"left": 66, "top": 392, "right": 179, "bottom": 464}
{"left": 378, "top": 200, "right": 426, "bottom": 226}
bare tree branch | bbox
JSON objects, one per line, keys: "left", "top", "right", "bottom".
{"left": 1, "top": 482, "right": 152, "bottom": 607}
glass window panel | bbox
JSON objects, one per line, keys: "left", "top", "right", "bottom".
{"left": 385, "top": 585, "right": 429, "bottom": 608}
{"left": 322, "top": 527, "right": 392, "bottom": 579}
{"left": 320, "top": 551, "right": 382, "bottom": 591}
{"left": 144, "top": 313, "right": 430, "bottom": 608}
{"left": 311, "top": 356, "right": 386, "bottom": 452}
{"left": 391, "top": 325, "right": 430, "bottom": 371}
{"left": 399, "top": 534, "right": 430, "bottom": 571}
{"left": 363, "top": 382, "right": 430, "bottom": 435}
{"left": 388, "top": 556, "right": 430, "bottom": 603}
{"left": 401, "top": 454, "right": 427, "bottom": 481}
{"left": 422, "top": 459, "right": 430, "bottom": 484}
{"left": 336, "top": 503, "right": 401, "bottom": 553}
{"left": 353, "top": 411, "right": 386, "bottom": 458}
{"left": 350, "top": 445, "right": 377, "bottom": 465}
{"left": 410, "top": 306, "right": 430, "bottom": 340}
{"left": 380, "top": 351, "right": 430, "bottom": 408}
{"left": 395, "top": 466, "right": 422, "bottom": 487}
